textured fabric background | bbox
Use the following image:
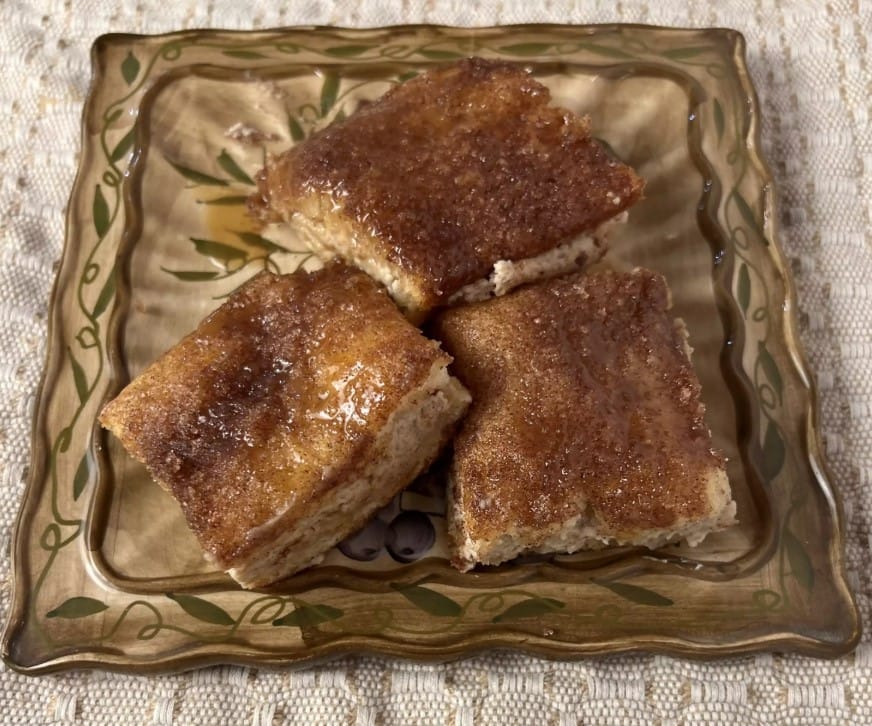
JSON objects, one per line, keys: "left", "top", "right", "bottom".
{"left": 0, "top": 1, "right": 870, "bottom": 723}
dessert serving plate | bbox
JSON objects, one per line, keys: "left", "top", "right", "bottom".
{"left": 2, "top": 24, "right": 859, "bottom": 674}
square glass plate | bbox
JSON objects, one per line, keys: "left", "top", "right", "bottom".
{"left": 2, "top": 24, "right": 860, "bottom": 674}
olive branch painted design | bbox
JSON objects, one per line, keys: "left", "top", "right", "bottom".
{"left": 158, "top": 71, "right": 365, "bottom": 292}
{"left": 714, "top": 66, "right": 814, "bottom": 613}
{"left": 9, "top": 28, "right": 840, "bottom": 672}
{"left": 45, "top": 579, "right": 682, "bottom": 645}
{"left": 161, "top": 143, "right": 304, "bottom": 292}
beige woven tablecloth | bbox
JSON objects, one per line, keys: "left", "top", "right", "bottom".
{"left": 1, "top": 0, "right": 870, "bottom": 723}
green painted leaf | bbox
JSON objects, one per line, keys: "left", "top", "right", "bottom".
{"left": 758, "top": 341, "right": 783, "bottom": 397}
{"left": 47, "top": 596, "right": 108, "bottom": 619}
{"left": 391, "top": 583, "right": 462, "bottom": 617}
{"left": 752, "top": 588, "right": 782, "bottom": 610}
{"left": 272, "top": 603, "right": 344, "bottom": 627}
{"left": 751, "top": 307, "right": 768, "bottom": 323}
{"left": 93, "top": 184, "right": 110, "bottom": 238}
{"left": 92, "top": 263, "right": 116, "bottom": 318}
{"left": 216, "top": 149, "right": 254, "bottom": 185}
{"left": 58, "top": 426, "right": 72, "bottom": 453}
{"left": 580, "top": 43, "right": 633, "bottom": 59}
{"left": 166, "top": 159, "right": 229, "bottom": 187}
{"left": 106, "top": 108, "right": 123, "bottom": 125}
{"left": 161, "top": 268, "right": 220, "bottom": 281}
{"left": 594, "top": 580, "right": 674, "bottom": 606}
{"left": 287, "top": 114, "right": 305, "bottom": 142}
{"left": 190, "top": 237, "right": 247, "bottom": 263}
{"left": 72, "top": 453, "right": 89, "bottom": 500}
{"left": 222, "top": 49, "right": 267, "bottom": 59}
{"left": 234, "top": 231, "right": 283, "bottom": 253}
{"left": 737, "top": 263, "right": 751, "bottom": 314}
{"left": 783, "top": 527, "right": 815, "bottom": 590}
{"left": 663, "top": 46, "right": 710, "bottom": 59}
{"left": 121, "top": 52, "right": 140, "bottom": 85}
{"left": 416, "top": 49, "right": 464, "bottom": 60}
{"left": 167, "top": 593, "right": 235, "bottom": 626}
{"left": 324, "top": 44, "right": 375, "bottom": 58}
{"left": 713, "top": 98, "right": 725, "bottom": 143}
{"left": 332, "top": 108, "right": 347, "bottom": 124}
{"left": 197, "top": 195, "right": 249, "bottom": 206}
{"left": 492, "top": 597, "right": 565, "bottom": 623}
{"left": 761, "top": 420, "right": 786, "bottom": 481}
{"left": 68, "top": 348, "right": 88, "bottom": 403}
{"left": 734, "top": 192, "right": 768, "bottom": 245}
{"left": 398, "top": 71, "right": 419, "bottom": 83}
{"left": 320, "top": 72, "right": 340, "bottom": 117}
{"left": 110, "top": 127, "right": 136, "bottom": 163}
{"left": 498, "top": 42, "right": 553, "bottom": 56}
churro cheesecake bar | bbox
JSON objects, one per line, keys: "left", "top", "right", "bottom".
{"left": 433, "top": 268, "right": 735, "bottom": 571}
{"left": 249, "top": 58, "right": 644, "bottom": 320}
{"left": 100, "top": 263, "right": 470, "bottom": 588}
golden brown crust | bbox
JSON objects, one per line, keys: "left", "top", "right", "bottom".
{"left": 250, "top": 58, "right": 644, "bottom": 311}
{"left": 433, "top": 268, "right": 726, "bottom": 548}
{"left": 99, "top": 264, "right": 450, "bottom": 567}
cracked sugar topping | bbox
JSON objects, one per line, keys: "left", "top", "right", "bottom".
{"left": 435, "top": 268, "right": 725, "bottom": 542}
{"left": 252, "top": 58, "right": 644, "bottom": 307}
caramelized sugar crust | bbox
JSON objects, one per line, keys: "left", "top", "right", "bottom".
{"left": 100, "top": 264, "right": 448, "bottom": 565}
{"left": 434, "top": 268, "right": 725, "bottom": 543}
{"left": 251, "top": 58, "right": 644, "bottom": 307}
